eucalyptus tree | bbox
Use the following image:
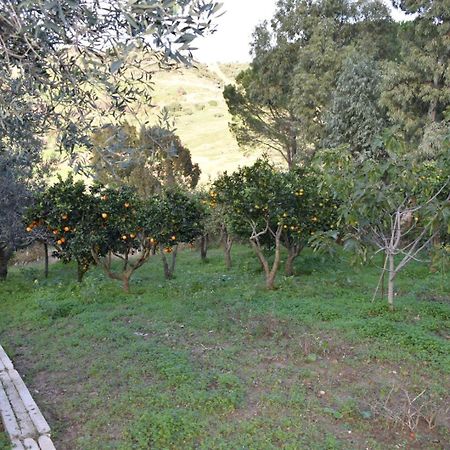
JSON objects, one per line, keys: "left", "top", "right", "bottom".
{"left": 224, "top": 0, "right": 395, "bottom": 169}
{"left": 325, "top": 53, "right": 390, "bottom": 159}
{"left": 382, "top": 0, "right": 450, "bottom": 145}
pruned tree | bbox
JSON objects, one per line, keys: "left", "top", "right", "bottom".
{"left": 213, "top": 158, "right": 337, "bottom": 288}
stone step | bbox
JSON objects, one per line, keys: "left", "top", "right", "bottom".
{"left": 0, "top": 345, "right": 56, "bottom": 450}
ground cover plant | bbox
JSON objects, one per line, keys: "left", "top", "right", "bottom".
{"left": 0, "top": 245, "right": 449, "bottom": 449}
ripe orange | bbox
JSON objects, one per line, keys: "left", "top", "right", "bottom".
{"left": 26, "top": 227, "right": 32, "bottom": 232}
{"left": 53, "top": 230, "right": 59, "bottom": 235}
{"left": 122, "top": 235, "right": 127, "bottom": 240}
{"left": 124, "top": 202, "right": 130, "bottom": 208}
{"left": 130, "top": 233, "right": 136, "bottom": 239}
{"left": 57, "top": 239, "right": 62, "bottom": 245}
{"left": 171, "top": 235, "right": 176, "bottom": 241}
{"left": 101, "top": 213, "right": 108, "bottom": 219}
{"left": 64, "top": 226, "right": 70, "bottom": 232}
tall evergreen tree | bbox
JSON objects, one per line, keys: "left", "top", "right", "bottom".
{"left": 224, "top": 0, "right": 395, "bottom": 169}
{"left": 325, "top": 53, "right": 390, "bottom": 158}
{"left": 382, "top": 1, "right": 450, "bottom": 143}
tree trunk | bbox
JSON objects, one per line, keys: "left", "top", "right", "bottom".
{"left": 200, "top": 234, "right": 208, "bottom": 261}
{"left": 285, "top": 254, "right": 295, "bottom": 277}
{"left": 387, "top": 253, "right": 395, "bottom": 311}
{"left": 44, "top": 242, "right": 49, "bottom": 278}
{"left": 0, "top": 247, "right": 12, "bottom": 281}
{"left": 250, "top": 226, "right": 282, "bottom": 290}
{"left": 284, "top": 243, "right": 302, "bottom": 277}
{"left": 122, "top": 274, "right": 131, "bottom": 293}
{"left": 266, "top": 271, "right": 277, "bottom": 290}
{"left": 77, "top": 260, "right": 87, "bottom": 283}
{"left": 160, "top": 245, "right": 178, "bottom": 279}
{"left": 222, "top": 226, "right": 233, "bottom": 269}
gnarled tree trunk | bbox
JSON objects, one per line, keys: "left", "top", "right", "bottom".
{"left": 284, "top": 240, "right": 303, "bottom": 277}
{"left": 250, "top": 225, "right": 283, "bottom": 290}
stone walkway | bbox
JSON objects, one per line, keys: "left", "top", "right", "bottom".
{"left": 0, "top": 345, "right": 55, "bottom": 450}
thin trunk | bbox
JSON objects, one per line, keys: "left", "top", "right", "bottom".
{"left": 77, "top": 260, "right": 86, "bottom": 283}
{"left": 160, "top": 245, "right": 178, "bottom": 279}
{"left": 224, "top": 239, "right": 232, "bottom": 269}
{"left": 200, "top": 234, "right": 208, "bottom": 261}
{"left": 387, "top": 253, "right": 395, "bottom": 311}
{"left": 170, "top": 245, "right": 178, "bottom": 275}
{"left": 250, "top": 226, "right": 282, "bottom": 290}
{"left": 221, "top": 226, "right": 233, "bottom": 269}
{"left": 0, "top": 247, "right": 12, "bottom": 281}
{"left": 44, "top": 242, "right": 49, "bottom": 278}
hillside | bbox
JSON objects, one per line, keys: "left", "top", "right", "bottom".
{"left": 45, "top": 62, "right": 261, "bottom": 184}
{"left": 147, "top": 62, "right": 259, "bottom": 183}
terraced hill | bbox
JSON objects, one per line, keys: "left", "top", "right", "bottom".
{"left": 148, "top": 62, "right": 260, "bottom": 182}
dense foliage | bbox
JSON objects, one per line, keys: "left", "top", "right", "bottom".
{"left": 213, "top": 159, "right": 338, "bottom": 288}
{"left": 91, "top": 122, "right": 201, "bottom": 196}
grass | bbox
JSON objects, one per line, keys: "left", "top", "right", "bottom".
{"left": 0, "top": 245, "right": 449, "bottom": 449}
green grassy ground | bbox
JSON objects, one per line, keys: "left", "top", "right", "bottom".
{"left": 0, "top": 246, "right": 449, "bottom": 449}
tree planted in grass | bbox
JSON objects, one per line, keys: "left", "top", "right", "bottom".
{"left": 26, "top": 175, "right": 96, "bottom": 282}
{"left": 322, "top": 140, "right": 450, "bottom": 310}
{"left": 142, "top": 190, "right": 205, "bottom": 279}
{"left": 88, "top": 186, "right": 153, "bottom": 293}
{"left": 213, "top": 159, "right": 337, "bottom": 289}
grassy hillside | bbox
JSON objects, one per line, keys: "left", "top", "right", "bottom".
{"left": 44, "top": 62, "right": 266, "bottom": 184}
{"left": 147, "top": 62, "right": 256, "bottom": 183}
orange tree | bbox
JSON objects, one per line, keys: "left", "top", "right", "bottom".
{"left": 87, "top": 186, "right": 153, "bottom": 293}
{"left": 213, "top": 159, "right": 338, "bottom": 289}
{"left": 141, "top": 189, "right": 205, "bottom": 279}
{"left": 26, "top": 175, "right": 95, "bottom": 282}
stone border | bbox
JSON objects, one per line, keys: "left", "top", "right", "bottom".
{"left": 0, "top": 345, "right": 56, "bottom": 450}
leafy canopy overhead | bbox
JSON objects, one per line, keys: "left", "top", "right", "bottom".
{"left": 0, "top": 0, "right": 222, "bottom": 155}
